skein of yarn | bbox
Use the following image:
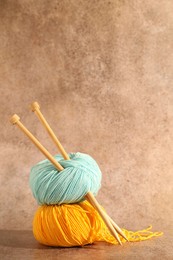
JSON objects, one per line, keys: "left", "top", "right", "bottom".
{"left": 30, "top": 152, "right": 102, "bottom": 205}
{"left": 33, "top": 201, "right": 163, "bottom": 247}
{"left": 33, "top": 201, "right": 113, "bottom": 247}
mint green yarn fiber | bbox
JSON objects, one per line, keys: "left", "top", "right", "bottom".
{"left": 29, "top": 152, "right": 102, "bottom": 205}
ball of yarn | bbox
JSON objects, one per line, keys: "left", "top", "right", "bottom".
{"left": 33, "top": 201, "right": 115, "bottom": 247}
{"left": 29, "top": 152, "right": 102, "bottom": 205}
{"left": 33, "top": 201, "right": 163, "bottom": 247}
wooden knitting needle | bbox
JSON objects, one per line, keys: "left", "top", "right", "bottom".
{"left": 10, "top": 113, "right": 122, "bottom": 245}
{"left": 31, "top": 101, "right": 128, "bottom": 243}
{"left": 10, "top": 114, "right": 63, "bottom": 171}
{"left": 30, "top": 102, "right": 70, "bottom": 160}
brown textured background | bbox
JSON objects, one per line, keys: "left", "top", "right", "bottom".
{"left": 0, "top": 0, "right": 173, "bottom": 258}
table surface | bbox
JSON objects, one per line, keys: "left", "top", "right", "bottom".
{"left": 0, "top": 230, "right": 171, "bottom": 260}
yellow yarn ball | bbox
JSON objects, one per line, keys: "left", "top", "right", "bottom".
{"left": 33, "top": 200, "right": 163, "bottom": 247}
{"left": 33, "top": 201, "right": 115, "bottom": 247}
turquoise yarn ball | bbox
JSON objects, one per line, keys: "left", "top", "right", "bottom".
{"left": 29, "top": 152, "right": 102, "bottom": 205}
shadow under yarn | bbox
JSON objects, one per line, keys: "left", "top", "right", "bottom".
{"left": 0, "top": 230, "right": 47, "bottom": 249}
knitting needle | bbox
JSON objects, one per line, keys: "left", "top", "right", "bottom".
{"left": 30, "top": 102, "right": 70, "bottom": 160}
{"left": 31, "top": 102, "right": 128, "bottom": 243}
{"left": 30, "top": 103, "right": 122, "bottom": 245}
{"left": 10, "top": 113, "right": 122, "bottom": 245}
{"left": 31, "top": 101, "right": 128, "bottom": 243}
{"left": 10, "top": 114, "right": 63, "bottom": 171}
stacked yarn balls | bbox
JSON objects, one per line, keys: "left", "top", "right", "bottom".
{"left": 30, "top": 152, "right": 162, "bottom": 247}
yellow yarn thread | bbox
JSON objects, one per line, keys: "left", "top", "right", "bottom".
{"left": 33, "top": 201, "right": 163, "bottom": 247}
